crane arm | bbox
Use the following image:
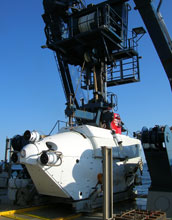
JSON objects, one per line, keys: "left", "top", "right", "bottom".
{"left": 133, "top": 0, "right": 172, "bottom": 90}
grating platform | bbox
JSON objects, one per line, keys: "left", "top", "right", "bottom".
{"left": 115, "top": 209, "right": 166, "bottom": 220}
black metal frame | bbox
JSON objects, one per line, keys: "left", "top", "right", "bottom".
{"left": 43, "top": 0, "right": 141, "bottom": 127}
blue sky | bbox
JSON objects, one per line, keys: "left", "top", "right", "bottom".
{"left": 0, "top": 0, "right": 172, "bottom": 160}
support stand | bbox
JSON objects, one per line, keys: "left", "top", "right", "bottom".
{"left": 102, "top": 146, "right": 113, "bottom": 220}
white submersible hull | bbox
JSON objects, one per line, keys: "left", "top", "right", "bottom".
{"left": 18, "top": 125, "right": 142, "bottom": 209}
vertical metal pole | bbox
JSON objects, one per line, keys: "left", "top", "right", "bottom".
{"left": 104, "top": 58, "right": 107, "bottom": 102}
{"left": 102, "top": 146, "right": 113, "bottom": 220}
{"left": 8, "top": 139, "right": 12, "bottom": 178}
{"left": 120, "top": 60, "right": 123, "bottom": 80}
{"left": 4, "top": 138, "right": 10, "bottom": 164}
{"left": 69, "top": 93, "right": 73, "bottom": 126}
